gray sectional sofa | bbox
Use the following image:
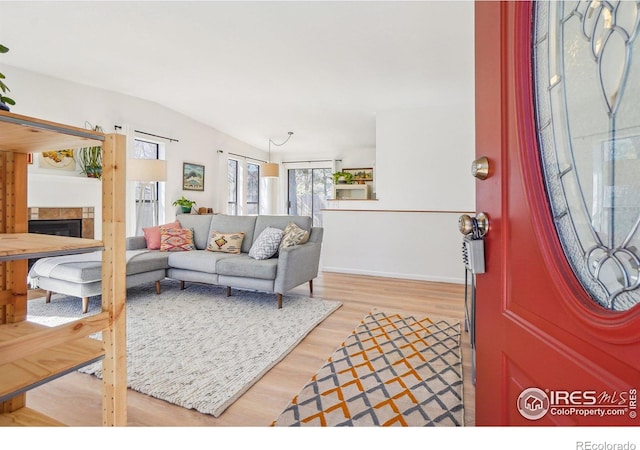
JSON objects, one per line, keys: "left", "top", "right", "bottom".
{"left": 27, "top": 214, "right": 322, "bottom": 312}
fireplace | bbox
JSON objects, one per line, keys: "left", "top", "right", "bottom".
{"left": 28, "top": 219, "right": 82, "bottom": 238}
{"left": 27, "top": 207, "right": 95, "bottom": 270}
{"left": 28, "top": 207, "right": 94, "bottom": 239}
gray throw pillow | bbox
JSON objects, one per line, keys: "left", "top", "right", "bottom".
{"left": 248, "top": 227, "right": 284, "bottom": 260}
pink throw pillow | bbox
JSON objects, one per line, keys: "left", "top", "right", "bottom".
{"left": 143, "top": 221, "right": 181, "bottom": 250}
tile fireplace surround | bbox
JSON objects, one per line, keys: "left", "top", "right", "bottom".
{"left": 28, "top": 207, "right": 95, "bottom": 239}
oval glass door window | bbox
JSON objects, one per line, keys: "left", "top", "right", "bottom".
{"left": 534, "top": 1, "right": 640, "bottom": 311}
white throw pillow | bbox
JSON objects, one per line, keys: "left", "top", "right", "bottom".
{"left": 280, "top": 221, "right": 310, "bottom": 248}
{"left": 249, "top": 227, "right": 284, "bottom": 260}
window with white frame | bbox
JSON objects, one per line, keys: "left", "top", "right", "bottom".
{"left": 247, "top": 162, "right": 260, "bottom": 215}
{"left": 133, "top": 139, "right": 162, "bottom": 234}
{"left": 287, "top": 167, "right": 333, "bottom": 226}
{"left": 227, "top": 158, "right": 262, "bottom": 216}
{"left": 228, "top": 159, "right": 239, "bottom": 215}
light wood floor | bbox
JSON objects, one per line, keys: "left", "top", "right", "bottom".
{"left": 25, "top": 272, "right": 475, "bottom": 426}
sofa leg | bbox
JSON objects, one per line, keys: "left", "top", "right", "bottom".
{"left": 276, "top": 293, "right": 283, "bottom": 309}
{"left": 226, "top": 286, "right": 232, "bottom": 297}
{"left": 180, "top": 281, "right": 185, "bottom": 290}
{"left": 82, "top": 297, "right": 89, "bottom": 314}
{"left": 155, "top": 281, "right": 161, "bottom": 295}
{"left": 309, "top": 280, "right": 313, "bottom": 296}
{"left": 45, "top": 291, "right": 52, "bottom": 304}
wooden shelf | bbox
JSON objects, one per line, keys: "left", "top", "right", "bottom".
{"left": 0, "top": 233, "right": 103, "bottom": 262}
{"left": 333, "top": 183, "right": 371, "bottom": 200}
{"left": 0, "top": 321, "right": 104, "bottom": 403}
{"left": 0, "top": 110, "right": 104, "bottom": 154}
{"left": 0, "top": 407, "right": 66, "bottom": 427}
{"left": 0, "top": 111, "right": 127, "bottom": 426}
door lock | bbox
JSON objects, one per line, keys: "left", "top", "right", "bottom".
{"left": 471, "top": 156, "right": 490, "bottom": 180}
{"left": 458, "top": 212, "right": 489, "bottom": 237}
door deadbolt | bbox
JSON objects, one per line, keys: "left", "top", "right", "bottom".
{"left": 471, "top": 156, "right": 490, "bottom": 180}
{"left": 458, "top": 212, "right": 489, "bottom": 237}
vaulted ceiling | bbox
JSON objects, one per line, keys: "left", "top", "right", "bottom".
{"left": 0, "top": 1, "right": 474, "bottom": 157}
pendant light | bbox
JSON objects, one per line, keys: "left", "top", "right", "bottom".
{"left": 261, "top": 131, "right": 293, "bottom": 178}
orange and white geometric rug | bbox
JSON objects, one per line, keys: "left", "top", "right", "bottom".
{"left": 271, "top": 310, "right": 464, "bottom": 426}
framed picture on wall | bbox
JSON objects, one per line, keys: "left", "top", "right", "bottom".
{"left": 183, "top": 162, "right": 205, "bottom": 191}
{"left": 343, "top": 167, "right": 373, "bottom": 182}
{"left": 38, "top": 149, "right": 76, "bottom": 171}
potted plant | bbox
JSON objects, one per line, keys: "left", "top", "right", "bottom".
{"left": 76, "top": 124, "right": 104, "bottom": 179}
{"left": 332, "top": 171, "right": 354, "bottom": 184}
{"left": 173, "top": 196, "right": 196, "bottom": 213}
{"left": 0, "top": 44, "right": 15, "bottom": 112}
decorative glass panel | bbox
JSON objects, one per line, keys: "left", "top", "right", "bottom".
{"left": 534, "top": 1, "right": 640, "bottom": 311}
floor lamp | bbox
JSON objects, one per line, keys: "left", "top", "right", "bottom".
{"left": 127, "top": 159, "right": 167, "bottom": 234}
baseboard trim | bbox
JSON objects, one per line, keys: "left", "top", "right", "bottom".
{"left": 321, "top": 266, "right": 465, "bottom": 285}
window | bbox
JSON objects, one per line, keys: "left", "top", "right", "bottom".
{"left": 227, "top": 158, "right": 262, "bottom": 216}
{"left": 246, "top": 162, "right": 260, "bottom": 215}
{"left": 288, "top": 168, "right": 333, "bottom": 226}
{"left": 228, "top": 159, "right": 238, "bottom": 215}
{"left": 133, "top": 139, "right": 161, "bottom": 234}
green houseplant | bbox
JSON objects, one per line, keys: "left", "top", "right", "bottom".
{"left": 332, "top": 171, "right": 354, "bottom": 184}
{"left": 173, "top": 196, "right": 196, "bottom": 213}
{"left": 0, "top": 44, "right": 15, "bottom": 111}
{"left": 76, "top": 123, "right": 104, "bottom": 179}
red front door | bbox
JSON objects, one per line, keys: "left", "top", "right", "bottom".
{"left": 474, "top": 1, "right": 640, "bottom": 425}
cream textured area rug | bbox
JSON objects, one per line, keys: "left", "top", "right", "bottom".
{"left": 271, "top": 310, "right": 463, "bottom": 426}
{"left": 27, "top": 281, "right": 342, "bottom": 417}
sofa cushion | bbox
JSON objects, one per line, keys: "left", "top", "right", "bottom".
{"left": 254, "top": 215, "right": 312, "bottom": 241}
{"left": 207, "top": 215, "right": 257, "bottom": 253}
{"left": 280, "top": 221, "right": 310, "bottom": 248}
{"left": 31, "top": 250, "right": 170, "bottom": 284}
{"left": 126, "top": 251, "right": 171, "bottom": 275}
{"left": 207, "top": 231, "right": 245, "bottom": 254}
{"left": 160, "top": 228, "right": 195, "bottom": 252}
{"left": 168, "top": 250, "right": 238, "bottom": 274}
{"left": 249, "top": 227, "right": 283, "bottom": 260}
{"left": 176, "top": 214, "right": 215, "bottom": 250}
{"left": 216, "top": 255, "right": 278, "bottom": 280}
{"left": 142, "top": 221, "right": 181, "bottom": 250}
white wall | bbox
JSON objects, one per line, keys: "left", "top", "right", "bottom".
{"left": 322, "top": 210, "right": 468, "bottom": 283}
{"left": 375, "top": 107, "right": 475, "bottom": 211}
{"left": 321, "top": 107, "right": 476, "bottom": 284}
{"left": 3, "top": 65, "right": 265, "bottom": 236}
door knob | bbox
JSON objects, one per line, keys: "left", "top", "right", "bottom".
{"left": 458, "top": 212, "right": 489, "bottom": 237}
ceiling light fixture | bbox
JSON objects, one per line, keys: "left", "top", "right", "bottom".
{"left": 262, "top": 131, "right": 293, "bottom": 178}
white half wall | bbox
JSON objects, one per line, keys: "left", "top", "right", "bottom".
{"left": 321, "top": 210, "right": 469, "bottom": 284}
{"left": 320, "top": 105, "right": 476, "bottom": 284}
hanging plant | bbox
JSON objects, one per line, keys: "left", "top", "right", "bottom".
{"left": 0, "top": 44, "right": 15, "bottom": 111}
{"left": 75, "top": 123, "right": 104, "bottom": 179}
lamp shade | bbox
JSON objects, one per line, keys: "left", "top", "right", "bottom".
{"left": 261, "top": 162, "right": 280, "bottom": 178}
{"left": 127, "top": 159, "right": 167, "bottom": 182}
